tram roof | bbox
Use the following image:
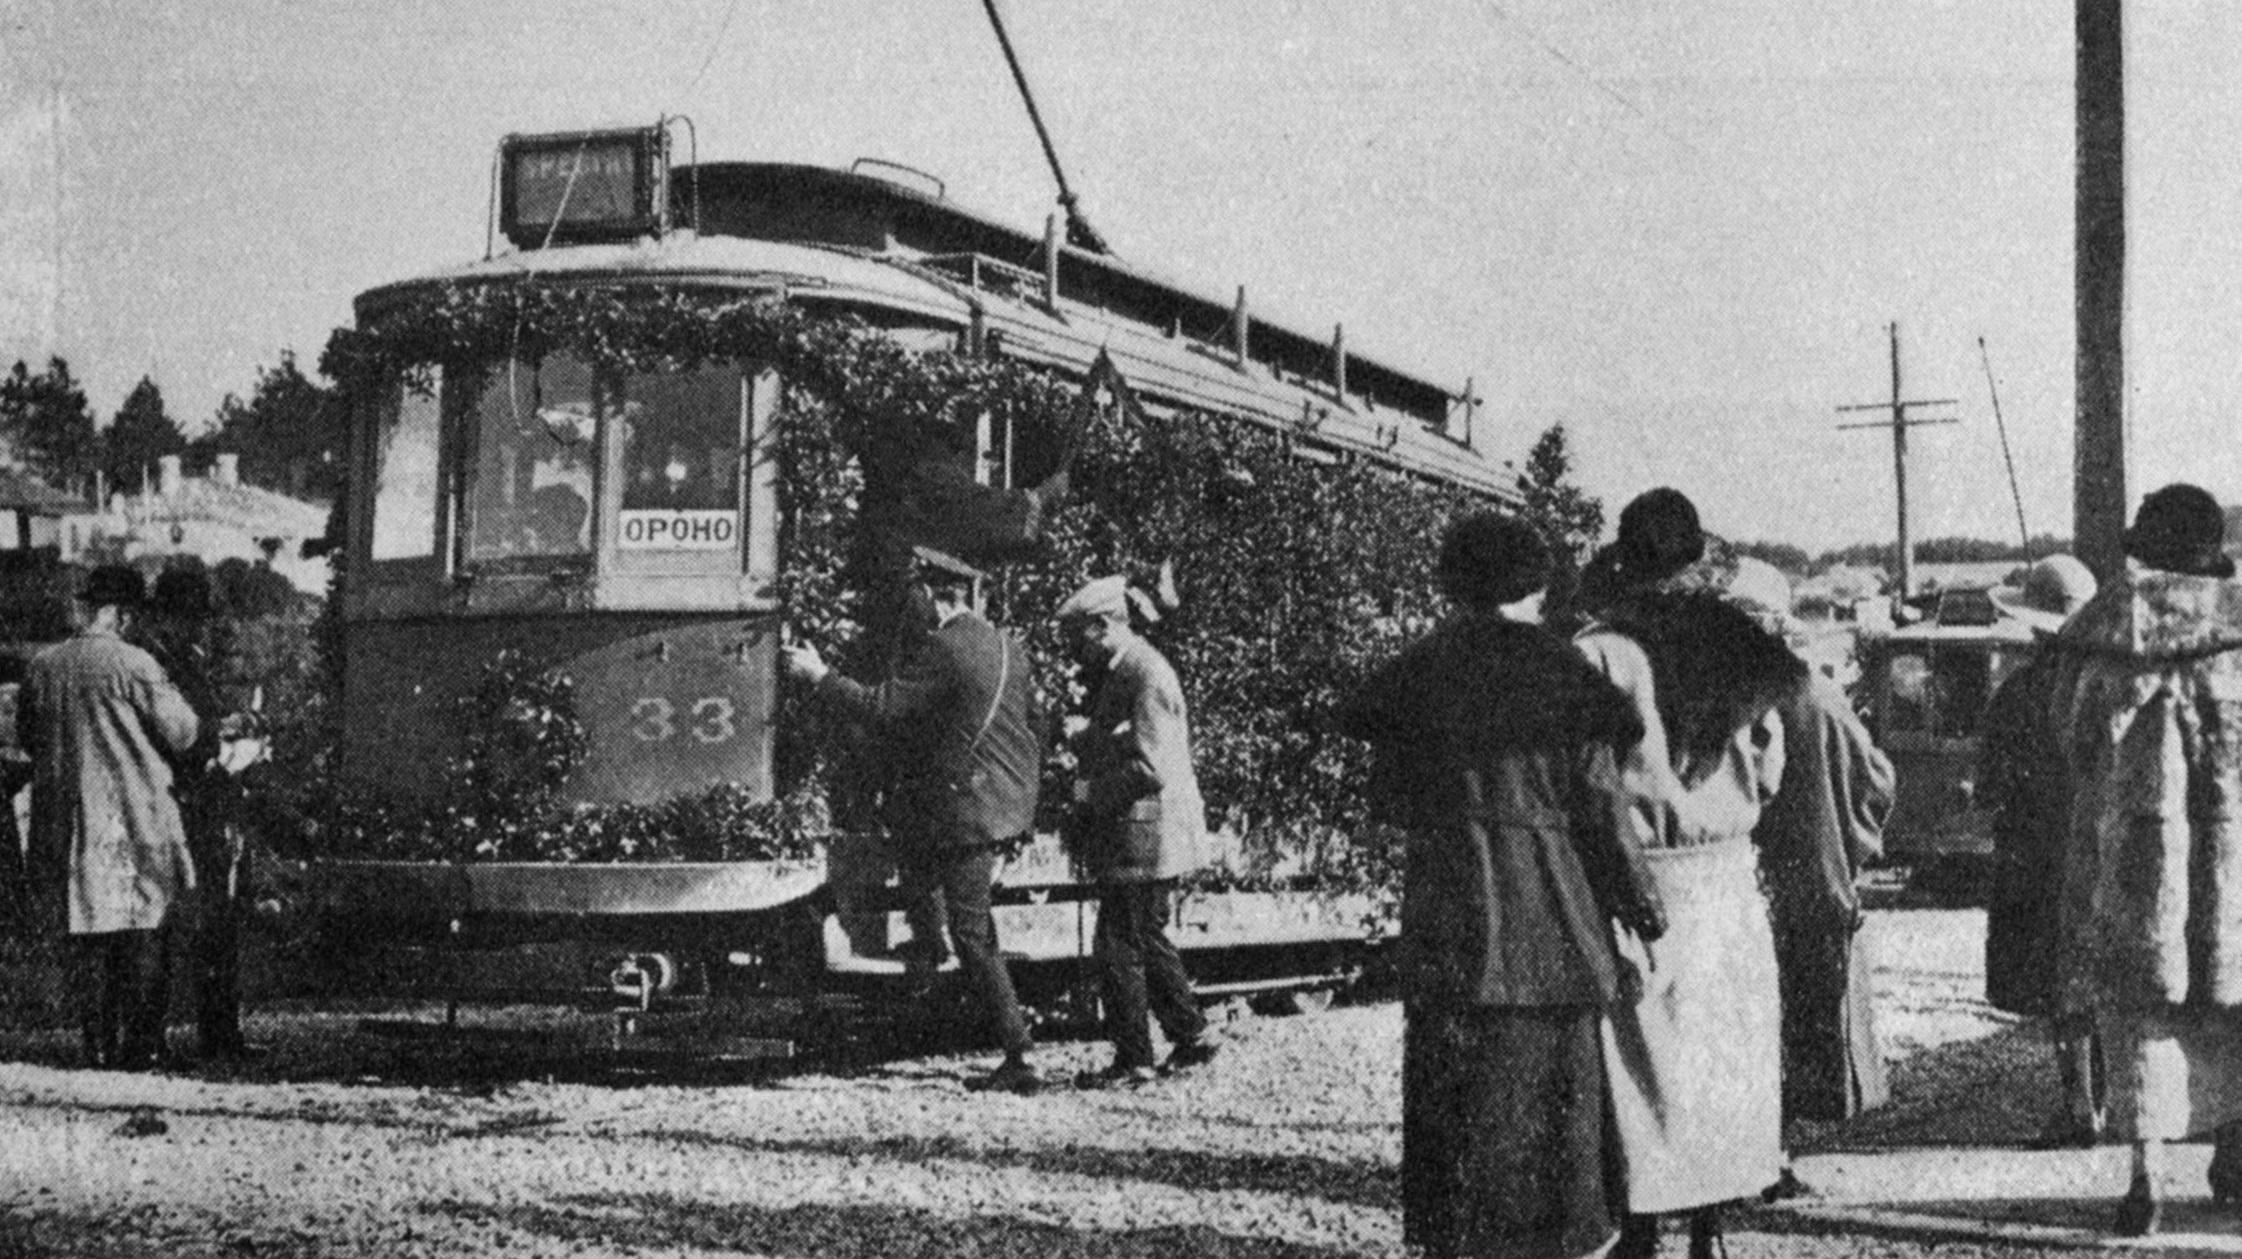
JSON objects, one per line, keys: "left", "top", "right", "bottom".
{"left": 358, "top": 183, "right": 1519, "bottom": 501}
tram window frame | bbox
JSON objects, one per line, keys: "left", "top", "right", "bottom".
{"left": 361, "top": 366, "right": 447, "bottom": 571}
{"left": 606, "top": 363, "right": 751, "bottom": 577}
{"left": 456, "top": 354, "right": 604, "bottom": 572}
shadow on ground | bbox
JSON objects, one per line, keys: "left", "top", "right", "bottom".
{"left": 430, "top": 1192, "right": 1363, "bottom": 1259}
{"left": 628, "top": 1127, "right": 1395, "bottom": 1210}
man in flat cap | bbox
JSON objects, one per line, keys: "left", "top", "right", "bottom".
{"left": 18, "top": 564, "right": 201, "bottom": 1069}
{"left": 782, "top": 546, "right": 1045, "bottom": 1094}
{"left": 1056, "top": 573, "right": 1216, "bottom": 1087}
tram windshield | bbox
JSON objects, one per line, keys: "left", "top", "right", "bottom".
{"left": 467, "top": 356, "right": 598, "bottom": 562}
{"left": 362, "top": 355, "right": 754, "bottom": 573}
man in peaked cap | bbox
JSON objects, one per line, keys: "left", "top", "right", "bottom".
{"left": 18, "top": 565, "right": 201, "bottom": 1069}
{"left": 782, "top": 545, "right": 1046, "bottom": 1094}
{"left": 1055, "top": 572, "right": 1217, "bottom": 1088}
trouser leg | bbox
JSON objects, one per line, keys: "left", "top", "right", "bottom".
{"left": 938, "top": 847, "right": 1031, "bottom": 1057}
{"left": 2053, "top": 1012, "right": 2102, "bottom": 1134}
{"left": 2212, "top": 1122, "right": 2242, "bottom": 1203}
{"left": 118, "top": 925, "right": 171, "bottom": 1066}
{"left": 1134, "top": 880, "right": 1206, "bottom": 1047}
{"left": 193, "top": 828, "right": 243, "bottom": 1055}
{"left": 893, "top": 848, "right": 951, "bottom": 983}
{"left": 1095, "top": 883, "right": 1156, "bottom": 1069}
{"left": 74, "top": 933, "right": 122, "bottom": 1067}
{"left": 195, "top": 893, "right": 241, "bottom": 1053}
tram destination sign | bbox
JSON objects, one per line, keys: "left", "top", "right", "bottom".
{"left": 499, "top": 126, "right": 667, "bottom": 249}
{"left": 619, "top": 508, "right": 738, "bottom": 551}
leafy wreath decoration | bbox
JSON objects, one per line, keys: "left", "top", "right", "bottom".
{"left": 313, "top": 280, "right": 1527, "bottom": 905}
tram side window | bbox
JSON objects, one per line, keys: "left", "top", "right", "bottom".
{"left": 616, "top": 368, "right": 743, "bottom": 553}
{"left": 370, "top": 370, "right": 442, "bottom": 561}
{"left": 465, "top": 356, "right": 599, "bottom": 563}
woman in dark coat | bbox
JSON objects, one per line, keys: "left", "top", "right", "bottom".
{"left": 1342, "top": 513, "right": 1665, "bottom": 1259}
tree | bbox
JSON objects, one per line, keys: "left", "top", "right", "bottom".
{"left": 102, "top": 376, "right": 187, "bottom": 495}
{"left": 1514, "top": 423, "right": 1602, "bottom": 561}
{"left": 0, "top": 356, "right": 98, "bottom": 495}
{"left": 1512, "top": 422, "right": 1603, "bottom": 623}
{"left": 195, "top": 351, "right": 345, "bottom": 500}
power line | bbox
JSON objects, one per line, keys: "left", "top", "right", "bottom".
{"left": 685, "top": 0, "right": 744, "bottom": 100}
{"left": 1473, "top": 0, "right": 1712, "bottom": 160}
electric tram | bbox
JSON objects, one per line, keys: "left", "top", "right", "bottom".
{"left": 307, "top": 117, "right": 1515, "bottom": 1044}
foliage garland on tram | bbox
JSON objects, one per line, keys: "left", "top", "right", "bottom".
{"left": 315, "top": 282, "right": 1483, "bottom": 894}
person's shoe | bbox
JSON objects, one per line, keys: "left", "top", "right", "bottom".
{"left": 1760, "top": 1165, "right": 1815, "bottom": 1202}
{"left": 1161, "top": 1037, "right": 1220, "bottom": 1075}
{"left": 1074, "top": 1063, "right": 1157, "bottom": 1090}
{"left": 963, "top": 1059, "right": 1042, "bottom": 1096}
{"left": 2114, "top": 1182, "right": 2161, "bottom": 1238}
{"left": 2028, "top": 1111, "right": 2103, "bottom": 1151}
{"left": 1686, "top": 1209, "right": 1724, "bottom": 1259}
{"left": 1608, "top": 1214, "right": 1660, "bottom": 1259}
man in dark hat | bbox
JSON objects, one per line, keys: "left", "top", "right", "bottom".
{"left": 17, "top": 565, "right": 201, "bottom": 1069}
{"left": 143, "top": 560, "right": 259, "bottom": 1060}
{"left": 781, "top": 545, "right": 1045, "bottom": 1094}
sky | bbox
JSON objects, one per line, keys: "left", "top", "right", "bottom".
{"left": 2, "top": 0, "right": 2237, "bottom": 553}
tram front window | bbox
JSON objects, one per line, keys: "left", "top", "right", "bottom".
{"left": 370, "top": 370, "right": 441, "bottom": 561}
{"left": 466, "top": 356, "right": 598, "bottom": 563}
{"left": 617, "top": 367, "right": 743, "bottom": 552}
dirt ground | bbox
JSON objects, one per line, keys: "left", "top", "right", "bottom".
{"left": 0, "top": 907, "right": 2214, "bottom": 1258}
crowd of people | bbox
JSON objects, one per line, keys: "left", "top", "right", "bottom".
{"left": 785, "top": 498, "right": 1900, "bottom": 1259}
{"left": 1346, "top": 493, "right": 1894, "bottom": 1259}
{"left": 18, "top": 480, "right": 2242, "bottom": 1254}
{"left": 9, "top": 561, "right": 267, "bottom": 1070}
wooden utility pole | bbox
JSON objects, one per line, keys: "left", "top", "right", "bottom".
{"left": 1837, "top": 322, "right": 1958, "bottom": 612}
{"left": 2076, "top": 0, "right": 2128, "bottom": 579}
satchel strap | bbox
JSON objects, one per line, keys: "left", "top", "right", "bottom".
{"left": 961, "top": 630, "right": 1011, "bottom": 757}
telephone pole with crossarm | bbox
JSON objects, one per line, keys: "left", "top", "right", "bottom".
{"left": 1837, "top": 322, "right": 1959, "bottom": 616}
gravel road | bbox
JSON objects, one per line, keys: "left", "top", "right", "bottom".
{"left": 0, "top": 908, "right": 2205, "bottom": 1257}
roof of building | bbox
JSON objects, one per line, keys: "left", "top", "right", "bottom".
{"left": 118, "top": 475, "right": 329, "bottom": 538}
{"left": 0, "top": 469, "right": 84, "bottom": 515}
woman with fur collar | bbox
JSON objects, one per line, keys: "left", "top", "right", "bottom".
{"left": 2047, "top": 483, "right": 2242, "bottom": 1235}
{"left": 1574, "top": 488, "right": 1802, "bottom": 1259}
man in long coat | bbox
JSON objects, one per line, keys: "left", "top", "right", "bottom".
{"left": 1056, "top": 574, "right": 1217, "bottom": 1088}
{"left": 782, "top": 545, "right": 1044, "bottom": 1094}
{"left": 1342, "top": 512, "right": 1664, "bottom": 1259}
{"left": 2047, "top": 484, "right": 2242, "bottom": 1234}
{"left": 18, "top": 565, "right": 201, "bottom": 1069}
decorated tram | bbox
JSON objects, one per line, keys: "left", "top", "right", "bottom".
{"left": 305, "top": 119, "right": 1517, "bottom": 1046}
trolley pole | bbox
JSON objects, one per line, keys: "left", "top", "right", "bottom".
{"left": 2076, "top": 0, "right": 2128, "bottom": 580}
{"left": 1837, "top": 322, "right": 1957, "bottom": 615}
